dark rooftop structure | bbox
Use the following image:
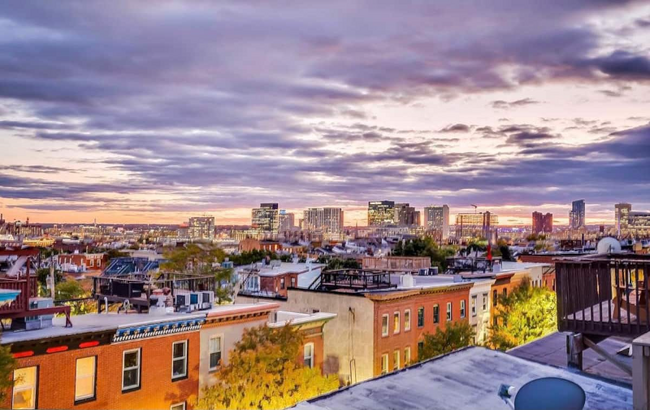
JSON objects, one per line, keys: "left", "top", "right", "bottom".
{"left": 312, "top": 269, "right": 396, "bottom": 292}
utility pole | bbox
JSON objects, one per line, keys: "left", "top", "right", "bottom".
{"left": 49, "top": 253, "right": 56, "bottom": 299}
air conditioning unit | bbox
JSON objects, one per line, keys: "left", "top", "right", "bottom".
{"left": 200, "top": 291, "right": 215, "bottom": 309}
{"left": 175, "top": 293, "right": 191, "bottom": 312}
{"left": 189, "top": 292, "right": 202, "bottom": 311}
{"left": 24, "top": 298, "right": 54, "bottom": 330}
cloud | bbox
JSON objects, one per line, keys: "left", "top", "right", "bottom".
{"left": 490, "top": 98, "right": 542, "bottom": 109}
{"left": 439, "top": 124, "right": 471, "bottom": 133}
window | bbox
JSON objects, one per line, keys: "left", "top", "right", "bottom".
{"left": 290, "top": 277, "right": 296, "bottom": 287}
{"left": 381, "top": 354, "right": 389, "bottom": 375}
{"left": 433, "top": 304, "right": 439, "bottom": 324}
{"left": 170, "top": 403, "right": 186, "bottom": 410}
{"left": 404, "top": 347, "right": 411, "bottom": 366}
{"left": 460, "top": 300, "right": 466, "bottom": 318}
{"left": 471, "top": 295, "right": 477, "bottom": 316}
{"left": 503, "top": 288, "right": 507, "bottom": 298}
{"left": 122, "top": 349, "right": 141, "bottom": 391}
{"left": 404, "top": 309, "right": 411, "bottom": 331}
{"left": 12, "top": 366, "right": 37, "bottom": 409}
{"left": 172, "top": 341, "right": 188, "bottom": 380}
{"left": 280, "top": 278, "right": 285, "bottom": 289}
{"left": 381, "top": 314, "right": 389, "bottom": 337}
{"left": 493, "top": 290, "right": 498, "bottom": 307}
{"left": 304, "top": 343, "right": 314, "bottom": 368}
{"left": 75, "top": 356, "right": 96, "bottom": 402}
{"left": 209, "top": 336, "right": 222, "bottom": 371}
{"left": 446, "top": 302, "right": 452, "bottom": 321}
{"left": 393, "top": 312, "right": 400, "bottom": 334}
{"left": 417, "top": 341, "right": 424, "bottom": 358}
{"left": 393, "top": 350, "right": 400, "bottom": 371}
{"left": 417, "top": 307, "right": 424, "bottom": 327}
{"left": 482, "top": 293, "right": 488, "bottom": 311}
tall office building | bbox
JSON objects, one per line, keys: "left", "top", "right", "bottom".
{"left": 455, "top": 212, "right": 498, "bottom": 239}
{"left": 368, "top": 201, "right": 395, "bottom": 227}
{"left": 252, "top": 203, "right": 279, "bottom": 235}
{"left": 569, "top": 200, "right": 586, "bottom": 230}
{"left": 629, "top": 211, "right": 650, "bottom": 236}
{"left": 615, "top": 203, "right": 632, "bottom": 236}
{"left": 424, "top": 205, "right": 450, "bottom": 239}
{"left": 188, "top": 216, "right": 215, "bottom": 241}
{"left": 303, "top": 208, "right": 344, "bottom": 234}
{"left": 394, "top": 203, "right": 417, "bottom": 226}
{"left": 279, "top": 210, "right": 295, "bottom": 232}
{"left": 532, "top": 212, "right": 553, "bottom": 234}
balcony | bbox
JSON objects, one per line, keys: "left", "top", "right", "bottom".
{"left": 556, "top": 254, "right": 650, "bottom": 337}
{"left": 316, "top": 269, "right": 395, "bottom": 291}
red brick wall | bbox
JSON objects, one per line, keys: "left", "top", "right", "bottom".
{"left": 3, "top": 332, "right": 200, "bottom": 410}
{"left": 299, "top": 326, "right": 325, "bottom": 372}
{"left": 260, "top": 273, "right": 298, "bottom": 297}
{"left": 372, "top": 285, "right": 471, "bottom": 376}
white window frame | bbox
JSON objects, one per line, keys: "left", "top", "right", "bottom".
{"left": 12, "top": 366, "right": 37, "bottom": 410}
{"left": 209, "top": 335, "right": 223, "bottom": 371}
{"left": 381, "top": 314, "right": 389, "bottom": 337}
{"left": 404, "top": 346, "right": 411, "bottom": 366}
{"left": 303, "top": 342, "right": 314, "bottom": 368}
{"left": 381, "top": 354, "right": 389, "bottom": 375}
{"left": 170, "top": 403, "right": 186, "bottom": 410}
{"left": 393, "top": 350, "right": 400, "bottom": 371}
{"left": 433, "top": 304, "right": 439, "bottom": 324}
{"left": 122, "top": 349, "right": 141, "bottom": 391}
{"left": 404, "top": 309, "right": 411, "bottom": 331}
{"left": 393, "top": 311, "right": 400, "bottom": 335}
{"left": 471, "top": 295, "right": 477, "bottom": 316}
{"left": 446, "top": 302, "right": 452, "bottom": 321}
{"left": 482, "top": 293, "right": 488, "bottom": 311}
{"left": 172, "top": 340, "right": 188, "bottom": 380}
{"left": 460, "top": 300, "right": 466, "bottom": 318}
{"left": 75, "top": 356, "right": 96, "bottom": 402}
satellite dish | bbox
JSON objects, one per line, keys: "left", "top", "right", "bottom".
{"left": 514, "top": 377, "right": 585, "bottom": 410}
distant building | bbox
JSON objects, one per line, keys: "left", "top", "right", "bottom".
{"left": 252, "top": 203, "right": 279, "bottom": 236}
{"left": 424, "top": 205, "right": 449, "bottom": 239}
{"left": 569, "top": 199, "right": 586, "bottom": 230}
{"left": 188, "top": 216, "right": 215, "bottom": 241}
{"left": 532, "top": 212, "right": 553, "bottom": 234}
{"left": 368, "top": 201, "right": 395, "bottom": 227}
{"left": 615, "top": 203, "right": 632, "bottom": 236}
{"left": 303, "top": 208, "right": 344, "bottom": 235}
{"left": 238, "top": 238, "right": 282, "bottom": 253}
{"left": 629, "top": 211, "right": 650, "bottom": 236}
{"left": 279, "top": 210, "right": 295, "bottom": 232}
{"left": 394, "top": 203, "right": 417, "bottom": 226}
{"left": 455, "top": 212, "right": 498, "bottom": 239}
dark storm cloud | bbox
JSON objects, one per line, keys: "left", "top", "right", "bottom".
{"left": 0, "top": 0, "right": 649, "bottom": 214}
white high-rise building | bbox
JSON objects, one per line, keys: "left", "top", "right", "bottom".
{"left": 188, "top": 216, "right": 215, "bottom": 241}
{"left": 303, "top": 207, "right": 344, "bottom": 235}
{"left": 424, "top": 205, "right": 449, "bottom": 239}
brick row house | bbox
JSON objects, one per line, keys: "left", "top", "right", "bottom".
{"left": 2, "top": 303, "right": 335, "bottom": 410}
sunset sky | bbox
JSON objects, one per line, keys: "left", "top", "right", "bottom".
{"left": 1, "top": 1, "right": 649, "bottom": 226}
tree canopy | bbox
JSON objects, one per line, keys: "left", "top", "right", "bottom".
{"left": 0, "top": 344, "right": 15, "bottom": 402}
{"left": 488, "top": 278, "right": 557, "bottom": 351}
{"left": 197, "top": 325, "right": 338, "bottom": 410}
{"left": 391, "top": 237, "right": 457, "bottom": 271}
{"left": 418, "top": 321, "right": 474, "bottom": 361}
{"left": 228, "top": 249, "right": 278, "bottom": 266}
{"left": 161, "top": 244, "right": 233, "bottom": 303}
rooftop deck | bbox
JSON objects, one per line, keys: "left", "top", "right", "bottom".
{"left": 316, "top": 269, "right": 396, "bottom": 291}
{"left": 556, "top": 255, "right": 650, "bottom": 337}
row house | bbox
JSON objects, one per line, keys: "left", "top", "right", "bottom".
{"left": 2, "top": 303, "right": 335, "bottom": 410}
{"left": 56, "top": 253, "right": 108, "bottom": 273}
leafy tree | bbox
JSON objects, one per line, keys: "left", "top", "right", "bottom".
{"left": 325, "top": 258, "right": 361, "bottom": 270}
{"left": 197, "top": 325, "right": 338, "bottom": 410}
{"left": 229, "top": 249, "right": 278, "bottom": 266}
{"left": 161, "top": 244, "right": 233, "bottom": 303}
{"left": 418, "top": 321, "right": 474, "bottom": 361}
{"left": 55, "top": 279, "right": 92, "bottom": 315}
{"left": 391, "top": 237, "right": 457, "bottom": 271}
{"left": 36, "top": 267, "right": 63, "bottom": 294}
{"left": 0, "top": 344, "right": 15, "bottom": 402}
{"left": 279, "top": 254, "right": 293, "bottom": 262}
{"left": 488, "top": 278, "right": 557, "bottom": 351}
{"left": 105, "top": 249, "right": 129, "bottom": 260}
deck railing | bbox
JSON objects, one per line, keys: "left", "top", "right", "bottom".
{"left": 556, "top": 256, "right": 650, "bottom": 337}
{"left": 319, "top": 269, "right": 394, "bottom": 291}
{"left": 0, "top": 276, "right": 38, "bottom": 314}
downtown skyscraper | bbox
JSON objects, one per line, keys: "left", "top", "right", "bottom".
{"left": 569, "top": 199, "right": 586, "bottom": 230}
{"left": 424, "top": 205, "right": 449, "bottom": 239}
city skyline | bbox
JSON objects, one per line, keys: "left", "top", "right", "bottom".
{"left": 1, "top": 2, "right": 650, "bottom": 225}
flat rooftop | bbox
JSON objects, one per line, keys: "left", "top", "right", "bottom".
{"left": 1, "top": 303, "right": 277, "bottom": 344}
{"left": 298, "top": 347, "right": 632, "bottom": 410}
{"left": 508, "top": 331, "right": 633, "bottom": 384}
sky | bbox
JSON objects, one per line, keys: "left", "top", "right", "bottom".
{"left": 1, "top": 1, "right": 649, "bottom": 227}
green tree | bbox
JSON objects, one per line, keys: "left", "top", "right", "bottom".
{"left": 488, "top": 278, "right": 557, "bottom": 351}
{"left": 55, "top": 279, "right": 92, "bottom": 315}
{"left": 36, "top": 267, "right": 63, "bottom": 294}
{"left": 197, "top": 325, "right": 338, "bottom": 410}
{"left": 161, "top": 244, "right": 233, "bottom": 303}
{"left": 0, "top": 344, "right": 15, "bottom": 402}
{"left": 391, "top": 237, "right": 457, "bottom": 271}
{"left": 418, "top": 321, "right": 474, "bottom": 361}
{"left": 325, "top": 258, "right": 361, "bottom": 270}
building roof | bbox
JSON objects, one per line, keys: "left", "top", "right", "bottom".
{"left": 298, "top": 347, "right": 632, "bottom": 410}
{"left": 268, "top": 311, "right": 337, "bottom": 328}
{"left": 508, "top": 331, "right": 633, "bottom": 384}
{"left": 1, "top": 303, "right": 278, "bottom": 345}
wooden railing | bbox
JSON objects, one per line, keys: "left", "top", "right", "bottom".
{"left": 556, "top": 257, "right": 650, "bottom": 337}
{"left": 0, "top": 276, "right": 38, "bottom": 315}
